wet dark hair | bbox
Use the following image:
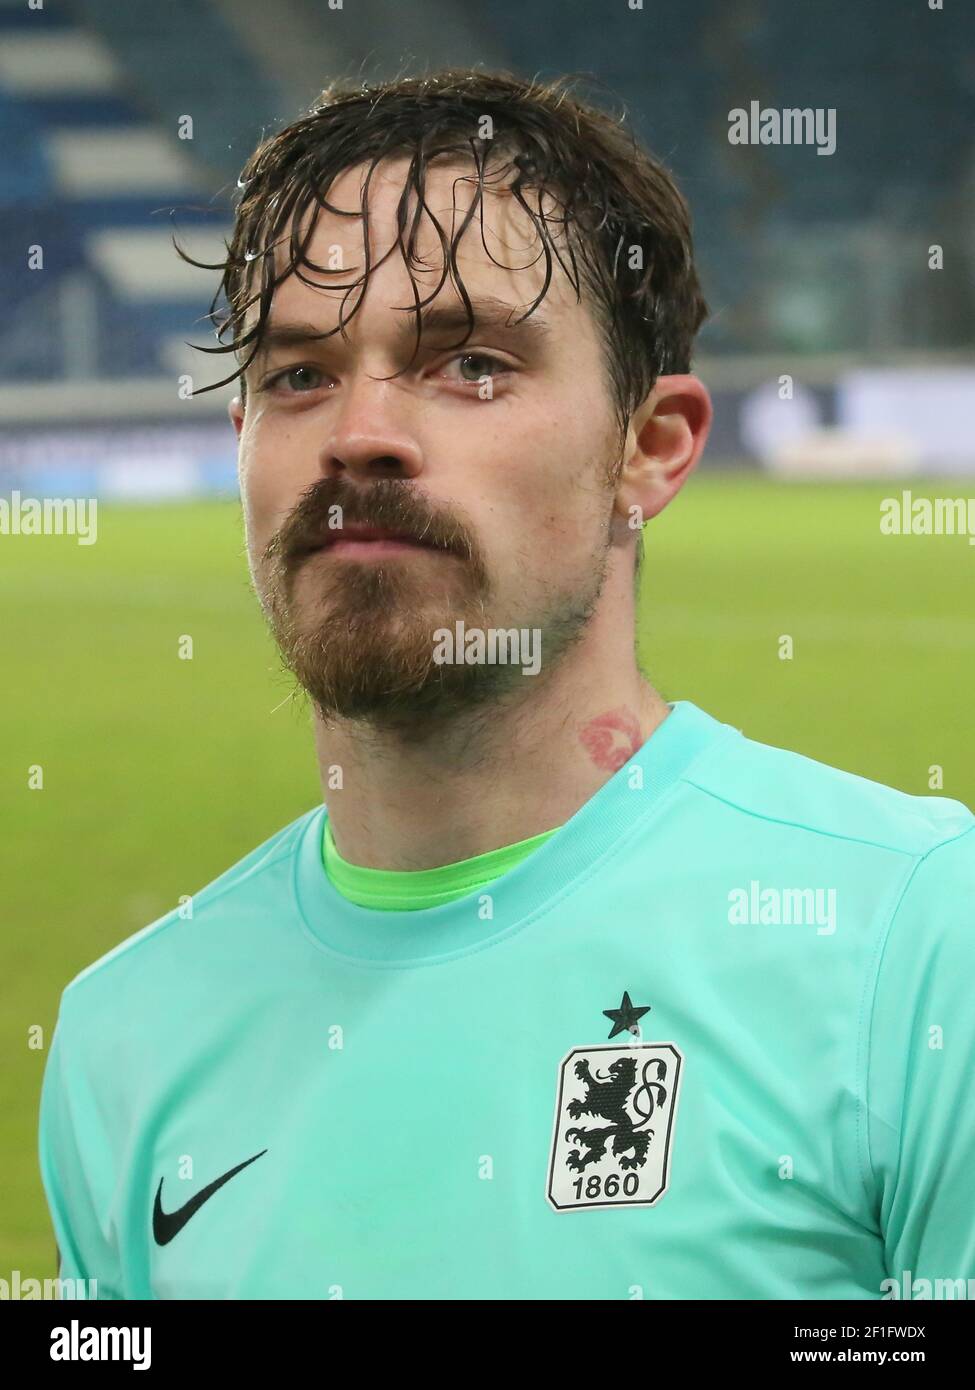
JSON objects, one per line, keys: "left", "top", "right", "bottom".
{"left": 186, "top": 66, "right": 708, "bottom": 448}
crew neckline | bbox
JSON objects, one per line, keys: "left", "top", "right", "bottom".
{"left": 292, "top": 700, "right": 737, "bottom": 967}
{"left": 323, "top": 819, "right": 562, "bottom": 910}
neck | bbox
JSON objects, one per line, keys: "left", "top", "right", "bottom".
{"left": 312, "top": 603, "right": 668, "bottom": 871}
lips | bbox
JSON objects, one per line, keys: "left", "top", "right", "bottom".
{"left": 296, "top": 525, "right": 435, "bottom": 558}
{"left": 329, "top": 523, "right": 450, "bottom": 551}
{"left": 329, "top": 525, "right": 427, "bottom": 545}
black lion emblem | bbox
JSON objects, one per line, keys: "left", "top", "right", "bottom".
{"left": 563, "top": 1054, "right": 668, "bottom": 1172}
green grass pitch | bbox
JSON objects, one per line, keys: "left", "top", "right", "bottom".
{"left": 2, "top": 473, "right": 972, "bottom": 1279}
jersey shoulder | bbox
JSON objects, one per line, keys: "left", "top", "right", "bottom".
{"left": 684, "top": 722, "right": 974, "bottom": 857}
{"left": 59, "top": 806, "right": 321, "bottom": 1010}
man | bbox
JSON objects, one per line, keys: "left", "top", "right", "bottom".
{"left": 40, "top": 69, "right": 975, "bottom": 1300}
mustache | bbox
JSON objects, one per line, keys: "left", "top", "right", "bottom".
{"left": 264, "top": 477, "right": 477, "bottom": 570}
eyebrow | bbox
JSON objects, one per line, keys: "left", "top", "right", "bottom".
{"left": 248, "top": 296, "right": 552, "bottom": 366}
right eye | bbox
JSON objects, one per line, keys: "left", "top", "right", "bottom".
{"left": 263, "top": 365, "right": 330, "bottom": 394}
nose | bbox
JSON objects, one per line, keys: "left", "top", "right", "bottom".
{"left": 319, "top": 371, "right": 424, "bottom": 483}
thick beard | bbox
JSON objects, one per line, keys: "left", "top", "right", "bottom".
{"left": 259, "top": 538, "right": 611, "bottom": 738}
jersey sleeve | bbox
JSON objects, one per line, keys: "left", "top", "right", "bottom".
{"left": 864, "top": 823, "right": 975, "bottom": 1293}
{"left": 38, "top": 1001, "right": 124, "bottom": 1299}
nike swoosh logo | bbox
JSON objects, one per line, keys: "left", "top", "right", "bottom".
{"left": 152, "top": 1149, "right": 267, "bottom": 1246}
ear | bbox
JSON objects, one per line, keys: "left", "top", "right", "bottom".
{"left": 613, "top": 374, "right": 712, "bottom": 527}
{"left": 228, "top": 395, "right": 245, "bottom": 439}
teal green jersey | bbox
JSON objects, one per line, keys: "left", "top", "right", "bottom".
{"left": 38, "top": 701, "right": 975, "bottom": 1300}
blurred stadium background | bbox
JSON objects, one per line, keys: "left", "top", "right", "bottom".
{"left": 1, "top": 0, "right": 973, "bottom": 1282}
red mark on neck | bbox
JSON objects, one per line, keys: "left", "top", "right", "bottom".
{"left": 578, "top": 706, "right": 643, "bottom": 772}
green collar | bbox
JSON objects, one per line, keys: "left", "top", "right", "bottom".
{"left": 323, "top": 819, "right": 561, "bottom": 910}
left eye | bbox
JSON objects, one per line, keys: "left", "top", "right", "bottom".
{"left": 441, "top": 353, "right": 506, "bottom": 384}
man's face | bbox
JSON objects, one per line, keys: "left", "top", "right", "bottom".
{"left": 232, "top": 155, "right": 627, "bottom": 731}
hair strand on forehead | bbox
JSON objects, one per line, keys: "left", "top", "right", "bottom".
{"left": 175, "top": 66, "right": 708, "bottom": 443}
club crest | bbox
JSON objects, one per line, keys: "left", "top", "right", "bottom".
{"left": 547, "top": 1039, "right": 683, "bottom": 1211}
